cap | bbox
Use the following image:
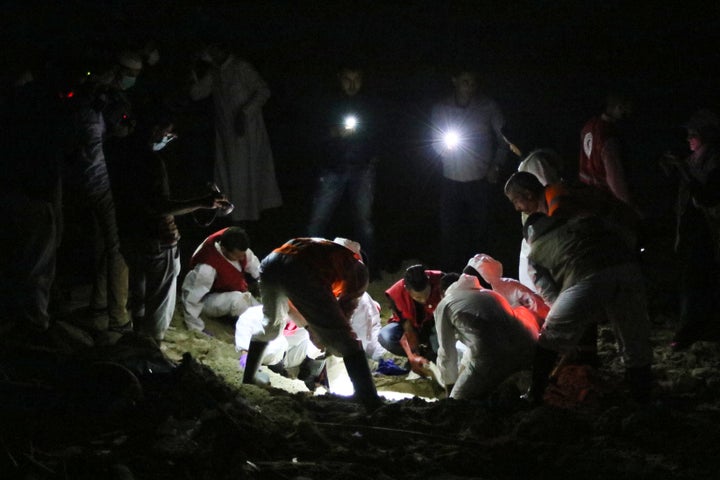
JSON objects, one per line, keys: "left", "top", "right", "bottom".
{"left": 332, "top": 237, "right": 361, "bottom": 255}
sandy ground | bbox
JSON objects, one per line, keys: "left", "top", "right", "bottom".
{"left": 3, "top": 261, "right": 720, "bottom": 479}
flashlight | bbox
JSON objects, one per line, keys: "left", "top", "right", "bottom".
{"left": 343, "top": 114, "right": 358, "bottom": 131}
{"left": 443, "top": 130, "right": 461, "bottom": 150}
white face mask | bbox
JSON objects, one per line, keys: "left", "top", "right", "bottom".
{"left": 120, "top": 75, "right": 137, "bottom": 90}
{"left": 152, "top": 133, "right": 176, "bottom": 151}
{"left": 146, "top": 49, "right": 160, "bottom": 66}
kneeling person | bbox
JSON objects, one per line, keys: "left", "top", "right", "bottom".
{"left": 435, "top": 273, "right": 542, "bottom": 400}
{"left": 182, "top": 227, "right": 261, "bottom": 332}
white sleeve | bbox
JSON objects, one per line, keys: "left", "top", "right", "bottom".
{"left": 366, "top": 298, "right": 388, "bottom": 359}
{"left": 244, "top": 248, "right": 261, "bottom": 279}
{"left": 181, "top": 264, "right": 217, "bottom": 325}
{"left": 234, "top": 306, "right": 265, "bottom": 351}
{"left": 435, "top": 298, "right": 459, "bottom": 386}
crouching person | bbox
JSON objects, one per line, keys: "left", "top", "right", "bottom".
{"left": 524, "top": 213, "right": 653, "bottom": 404}
{"left": 182, "top": 227, "right": 261, "bottom": 333}
{"left": 242, "top": 237, "right": 382, "bottom": 410}
{"left": 435, "top": 273, "right": 542, "bottom": 400}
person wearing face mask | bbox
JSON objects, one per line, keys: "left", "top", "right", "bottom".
{"left": 107, "top": 112, "right": 230, "bottom": 342}
{"left": 661, "top": 109, "right": 720, "bottom": 350}
{"left": 65, "top": 54, "right": 133, "bottom": 333}
{"left": 115, "top": 51, "right": 142, "bottom": 91}
{"left": 379, "top": 264, "right": 444, "bottom": 376}
{"left": 189, "top": 41, "right": 282, "bottom": 222}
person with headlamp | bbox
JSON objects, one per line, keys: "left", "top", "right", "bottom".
{"left": 307, "top": 64, "right": 380, "bottom": 279}
{"left": 431, "top": 67, "right": 509, "bottom": 272}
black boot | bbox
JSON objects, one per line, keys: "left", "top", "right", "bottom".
{"left": 522, "top": 344, "right": 559, "bottom": 405}
{"left": 343, "top": 350, "right": 383, "bottom": 411}
{"left": 625, "top": 365, "right": 653, "bottom": 404}
{"left": 267, "top": 359, "right": 290, "bottom": 378}
{"left": 242, "top": 340, "right": 269, "bottom": 385}
{"left": 297, "top": 355, "right": 327, "bottom": 391}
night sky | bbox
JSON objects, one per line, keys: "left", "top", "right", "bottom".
{"left": 3, "top": 0, "right": 719, "bottom": 270}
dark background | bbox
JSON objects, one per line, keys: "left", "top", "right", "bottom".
{"left": 3, "top": 0, "right": 719, "bottom": 295}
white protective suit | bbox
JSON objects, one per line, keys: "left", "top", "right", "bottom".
{"left": 181, "top": 244, "right": 261, "bottom": 332}
{"left": 435, "top": 274, "right": 540, "bottom": 400}
{"left": 467, "top": 254, "right": 550, "bottom": 319}
{"left": 190, "top": 55, "right": 282, "bottom": 221}
{"left": 348, "top": 292, "right": 389, "bottom": 360}
{"left": 235, "top": 305, "right": 323, "bottom": 368}
{"left": 516, "top": 150, "right": 562, "bottom": 291}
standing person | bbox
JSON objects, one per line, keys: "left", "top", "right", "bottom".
{"left": 523, "top": 213, "right": 653, "bottom": 403}
{"left": 379, "top": 264, "right": 444, "bottom": 376}
{"left": 431, "top": 67, "right": 509, "bottom": 272}
{"left": 68, "top": 54, "right": 140, "bottom": 332}
{"left": 662, "top": 109, "right": 720, "bottom": 350}
{"left": 306, "top": 65, "right": 379, "bottom": 276}
{"left": 579, "top": 91, "right": 641, "bottom": 215}
{"left": 0, "top": 66, "right": 66, "bottom": 341}
{"left": 189, "top": 41, "right": 282, "bottom": 222}
{"left": 109, "top": 113, "right": 229, "bottom": 342}
{"left": 241, "top": 238, "right": 381, "bottom": 410}
{"left": 181, "top": 227, "right": 261, "bottom": 333}
{"left": 434, "top": 273, "right": 541, "bottom": 400}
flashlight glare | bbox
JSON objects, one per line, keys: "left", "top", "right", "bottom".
{"left": 344, "top": 115, "right": 358, "bottom": 131}
{"left": 443, "top": 130, "right": 460, "bottom": 149}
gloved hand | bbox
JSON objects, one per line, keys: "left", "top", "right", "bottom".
{"left": 407, "top": 353, "right": 431, "bottom": 376}
{"left": 238, "top": 351, "right": 248, "bottom": 370}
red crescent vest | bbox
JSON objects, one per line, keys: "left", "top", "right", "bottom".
{"left": 189, "top": 228, "right": 249, "bottom": 293}
{"left": 579, "top": 116, "right": 616, "bottom": 193}
{"left": 385, "top": 270, "right": 443, "bottom": 329}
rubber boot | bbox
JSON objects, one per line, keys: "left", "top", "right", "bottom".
{"left": 343, "top": 350, "right": 383, "bottom": 412}
{"left": 242, "top": 340, "right": 269, "bottom": 385}
{"left": 522, "top": 344, "right": 559, "bottom": 405}
{"left": 625, "top": 364, "right": 653, "bottom": 404}
{"left": 298, "top": 355, "right": 327, "bottom": 391}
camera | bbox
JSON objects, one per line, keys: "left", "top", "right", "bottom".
{"left": 209, "top": 183, "right": 234, "bottom": 216}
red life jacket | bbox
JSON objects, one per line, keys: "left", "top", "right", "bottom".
{"left": 579, "top": 116, "right": 616, "bottom": 192}
{"left": 189, "top": 228, "right": 249, "bottom": 293}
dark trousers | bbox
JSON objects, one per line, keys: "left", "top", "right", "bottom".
{"left": 440, "top": 177, "right": 491, "bottom": 272}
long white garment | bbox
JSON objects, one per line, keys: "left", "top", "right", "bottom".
{"left": 435, "top": 275, "right": 537, "bottom": 400}
{"left": 190, "top": 55, "right": 282, "bottom": 221}
{"left": 181, "top": 245, "right": 261, "bottom": 331}
{"left": 348, "top": 292, "right": 389, "bottom": 360}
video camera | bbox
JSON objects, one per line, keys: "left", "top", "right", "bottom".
{"left": 209, "top": 183, "right": 234, "bottom": 216}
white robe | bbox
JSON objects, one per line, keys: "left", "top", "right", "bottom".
{"left": 191, "top": 55, "right": 282, "bottom": 221}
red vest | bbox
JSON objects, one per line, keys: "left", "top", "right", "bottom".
{"left": 579, "top": 116, "right": 616, "bottom": 193}
{"left": 189, "top": 228, "right": 249, "bottom": 293}
{"left": 385, "top": 270, "right": 443, "bottom": 329}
